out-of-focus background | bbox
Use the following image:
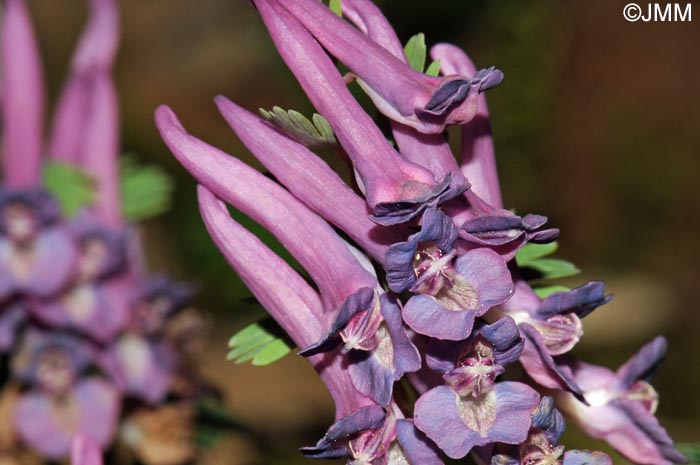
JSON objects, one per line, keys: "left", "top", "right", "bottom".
{"left": 21, "top": 0, "right": 700, "bottom": 463}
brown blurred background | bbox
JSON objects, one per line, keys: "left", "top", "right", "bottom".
{"left": 22, "top": 0, "right": 700, "bottom": 463}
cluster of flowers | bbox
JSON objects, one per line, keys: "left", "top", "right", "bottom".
{"left": 157, "top": 0, "right": 687, "bottom": 464}
{"left": 0, "top": 1, "right": 206, "bottom": 463}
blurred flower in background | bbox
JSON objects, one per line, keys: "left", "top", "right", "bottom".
{"left": 0, "top": 0, "right": 231, "bottom": 463}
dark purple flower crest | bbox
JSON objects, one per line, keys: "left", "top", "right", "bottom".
{"left": 130, "top": 276, "right": 193, "bottom": 335}
{"left": 459, "top": 212, "right": 559, "bottom": 260}
{"left": 369, "top": 173, "right": 469, "bottom": 226}
{"left": 501, "top": 281, "right": 613, "bottom": 397}
{"left": 0, "top": 188, "right": 77, "bottom": 299}
{"left": 301, "top": 405, "right": 444, "bottom": 465}
{"left": 152, "top": 0, "right": 685, "bottom": 464}
{"left": 556, "top": 337, "right": 687, "bottom": 465}
{"left": 385, "top": 208, "right": 459, "bottom": 293}
{"left": 301, "top": 290, "right": 421, "bottom": 406}
{"left": 68, "top": 212, "right": 127, "bottom": 282}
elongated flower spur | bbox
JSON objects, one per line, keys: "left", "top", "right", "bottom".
{"left": 157, "top": 1, "right": 686, "bottom": 464}
{"left": 0, "top": 1, "right": 213, "bottom": 463}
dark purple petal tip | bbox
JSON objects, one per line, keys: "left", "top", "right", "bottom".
{"left": 324, "top": 405, "right": 386, "bottom": 443}
{"left": 471, "top": 66, "right": 505, "bottom": 92}
{"left": 539, "top": 281, "right": 612, "bottom": 319}
{"left": 370, "top": 174, "right": 468, "bottom": 226}
{"left": 298, "top": 287, "right": 375, "bottom": 357}
{"left": 531, "top": 396, "right": 566, "bottom": 444}
{"left": 615, "top": 336, "right": 668, "bottom": 389}
{"left": 385, "top": 208, "right": 458, "bottom": 293}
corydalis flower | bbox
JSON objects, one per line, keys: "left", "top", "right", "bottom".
{"left": 555, "top": 337, "right": 686, "bottom": 465}
{"left": 300, "top": 292, "right": 421, "bottom": 407}
{"left": 301, "top": 404, "right": 443, "bottom": 465}
{"left": 483, "top": 397, "right": 612, "bottom": 465}
{"left": 498, "top": 280, "right": 612, "bottom": 397}
{"left": 251, "top": 0, "right": 468, "bottom": 225}
{"left": 414, "top": 318, "right": 540, "bottom": 459}
{"left": 385, "top": 208, "right": 513, "bottom": 340}
{"left": 0, "top": 189, "right": 77, "bottom": 299}
{"left": 263, "top": 0, "right": 503, "bottom": 135}
{"left": 11, "top": 329, "right": 120, "bottom": 459}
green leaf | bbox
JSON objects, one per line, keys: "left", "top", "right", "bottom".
{"left": 227, "top": 317, "right": 294, "bottom": 366}
{"left": 120, "top": 155, "right": 174, "bottom": 221}
{"left": 329, "top": 0, "right": 342, "bottom": 17}
{"left": 516, "top": 242, "right": 559, "bottom": 266}
{"left": 525, "top": 258, "right": 580, "bottom": 281}
{"left": 425, "top": 59, "right": 441, "bottom": 77}
{"left": 404, "top": 33, "right": 427, "bottom": 73}
{"left": 259, "top": 106, "right": 337, "bottom": 149}
{"left": 534, "top": 285, "right": 571, "bottom": 299}
{"left": 42, "top": 161, "right": 96, "bottom": 216}
{"left": 678, "top": 443, "right": 700, "bottom": 463}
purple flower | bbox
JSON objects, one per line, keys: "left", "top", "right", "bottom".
{"left": 250, "top": 0, "right": 467, "bottom": 225}
{"left": 0, "top": 189, "right": 77, "bottom": 299}
{"left": 482, "top": 397, "right": 612, "bottom": 465}
{"left": 402, "top": 246, "right": 513, "bottom": 340}
{"left": 10, "top": 329, "right": 120, "bottom": 459}
{"left": 197, "top": 185, "right": 373, "bottom": 418}
{"left": 459, "top": 213, "right": 559, "bottom": 261}
{"left": 67, "top": 212, "right": 126, "bottom": 282}
{"left": 129, "top": 276, "right": 192, "bottom": 335}
{"left": 414, "top": 318, "right": 540, "bottom": 459}
{"left": 14, "top": 377, "right": 120, "bottom": 460}
{"left": 385, "top": 208, "right": 459, "bottom": 294}
{"left": 262, "top": 0, "right": 503, "bottom": 135}
{"left": 430, "top": 43, "right": 503, "bottom": 208}
{"left": 555, "top": 337, "right": 687, "bottom": 465}
{"left": 98, "top": 333, "right": 176, "bottom": 405}
{"left": 300, "top": 291, "right": 421, "bottom": 407}
{"left": 12, "top": 328, "right": 93, "bottom": 393}
{"left": 31, "top": 277, "right": 132, "bottom": 343}
{"left": 302, "top": 404, "right": 444, "bottom": 465}
{"left": 499, "top": 280, "right": 611, "bottom": 396}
